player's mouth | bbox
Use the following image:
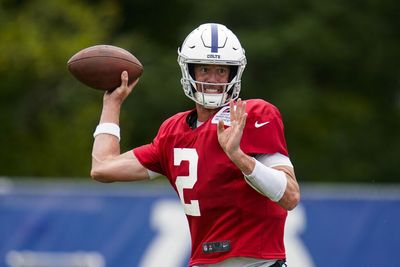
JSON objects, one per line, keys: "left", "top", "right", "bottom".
{"left": 201, "top": 84, "right": 227, "bottom": 94}
{"left": 195, "top": 82, "right": 227, "bottom": 94}
{"left": 204, "top": 88, "right": 222, "bottom": 94}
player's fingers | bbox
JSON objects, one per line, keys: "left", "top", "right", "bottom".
{"left": 217, "top": 119, "right": 225, "bottom": 135}
{"left": 121, "top": 79, "right": 138, "bottom": 98}
{"left": 128, "top": 78, "right": 139, "bottom": 91}
{"left": 235, "top": 99, "right": 245, "bottom": 122}
{"left": 236, "top": 99, "right": 242, "bottom": 116}
{"left": 106, "top": 71, "right": 134, "bottom": 99}
{"left": 240, "top": 112, "right": 248, "bottom": 130}
{"left": 229, "top": 99, "right": 236, "bottom": 122}
{"left": 238, "top": 100, "right": 246, "bottom": 119}
{"left": 120, "top": 71, "right": 129, "bottom": 88}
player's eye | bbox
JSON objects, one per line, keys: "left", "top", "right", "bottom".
{"left": 217, "top": 67, "right": 229, "bottom": 76}
{"left": 200, "top": 66, "right": 209, "bottom": 73}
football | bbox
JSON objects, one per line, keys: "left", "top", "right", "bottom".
{"left": 67, "top": 45, "right": 143, "bottom": 90}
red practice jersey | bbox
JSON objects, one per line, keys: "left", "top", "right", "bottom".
{"left": 134, "top": 99, "right": 289, "bottom": 266}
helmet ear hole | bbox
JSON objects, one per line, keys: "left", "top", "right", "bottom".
{"left": 187, "top": 63, "right": 198, "bottom": 94}
{"left": 188, "top": 63, "right": 195, "bottom": 79}
{"left": 229, "top": 66, "right": 238, "bottom": 83}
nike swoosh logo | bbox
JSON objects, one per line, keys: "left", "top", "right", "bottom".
{"left": 255, "top": 121, "right": 270, "bottom": 128}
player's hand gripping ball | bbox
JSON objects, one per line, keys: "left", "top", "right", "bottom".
{"left": 67, "top": 45, "right": 143, "bottom": 90}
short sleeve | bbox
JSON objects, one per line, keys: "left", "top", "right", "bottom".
{"left": 241, "top": 99, "right": 288, "bottom": 156}
{"left": 133, "top": 142, "right": 164, "bottom": 175}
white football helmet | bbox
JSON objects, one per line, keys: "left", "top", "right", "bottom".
{"left": 178, "top": 23, "right": 247, "bottom": 109}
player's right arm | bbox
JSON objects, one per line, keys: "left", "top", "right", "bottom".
{"left": 90, "top": 71, "right": 149, "bottom": 183}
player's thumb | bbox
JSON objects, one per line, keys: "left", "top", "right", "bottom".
{"left": 121, "top": 71, "right": 129, "bottom": 87}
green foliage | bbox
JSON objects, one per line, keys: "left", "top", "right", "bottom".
{"left": 0, "top": 0, "right": 119, "bottom": 176}
{"left": 0, "top": 0, "right": 399, "bottom": 183}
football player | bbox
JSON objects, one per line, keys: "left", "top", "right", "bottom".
{"left": 91, "top": 23, "right": 300, "bottom": 267}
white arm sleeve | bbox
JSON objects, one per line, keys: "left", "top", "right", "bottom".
{"left": 244, "top": 153, "right": 292, "bottom": 202}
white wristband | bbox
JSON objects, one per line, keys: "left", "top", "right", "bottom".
{"left": 244, "top": 158, "right": 287, "bottom": 202}
{"left": 93, "top": 123, "right": 120, "bottom": 141}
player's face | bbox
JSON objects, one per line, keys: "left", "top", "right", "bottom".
{"left": 193, "top": 64, "right": 230, "bottom": 94}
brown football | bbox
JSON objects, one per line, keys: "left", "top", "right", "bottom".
{"left": 67, "top": 45, "right": 143, "bottom": 90}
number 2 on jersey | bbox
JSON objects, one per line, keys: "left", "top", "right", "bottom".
{"left": 174, "top": 148, "right": 201, "bottom": 216}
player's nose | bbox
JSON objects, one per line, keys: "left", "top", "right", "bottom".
{"left": 205, "top": 70, "right": 220, "bottom": 83}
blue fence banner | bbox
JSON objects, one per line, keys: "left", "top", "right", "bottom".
{"left": 0, "top": 179, "right": 399, "bottom": 267}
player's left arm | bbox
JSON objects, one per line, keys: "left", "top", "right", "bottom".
{"left": 224, "top": 152, "right": 300, "bottom": 211}
{"left": 217, "top": 99, "right": 300, "bottom": 210}
{"left": 271, "top": 164, "right": 300, "bottom": 210}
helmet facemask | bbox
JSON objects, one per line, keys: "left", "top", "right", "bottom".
{"left": 180, "top": 64, "right": 242, "bottom": 109}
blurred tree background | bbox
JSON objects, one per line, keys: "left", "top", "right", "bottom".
{"left": 0, "top": 0, "right": 399, "bottom": 183}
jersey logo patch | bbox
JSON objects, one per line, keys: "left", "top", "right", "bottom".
{"left": 202, "top": 240, "right": 231, "bottom": 253}
{"left": 255, "top": 121, "right": 270, "bottom": 128}
{"left": 211, "top": 106, "right": 231, "bottom": 126}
